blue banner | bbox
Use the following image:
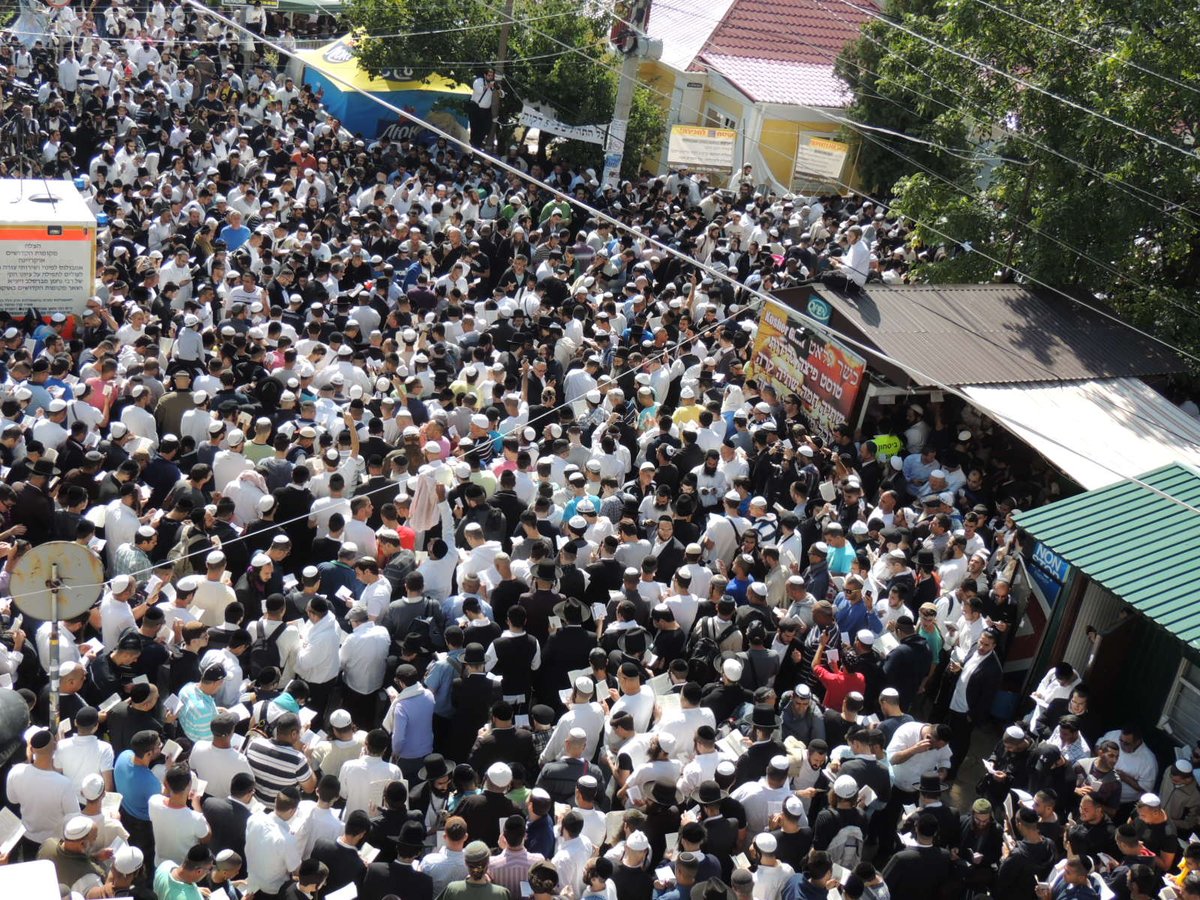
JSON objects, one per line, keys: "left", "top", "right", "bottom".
{"left": 1028, "top": 541, "right": 1070, "bottom": 606}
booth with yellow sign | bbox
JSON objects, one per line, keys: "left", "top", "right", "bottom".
{"left": 298, "top": 36, "right": 471, "bottom": 143}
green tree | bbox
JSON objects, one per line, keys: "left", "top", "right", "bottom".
{"left": 343, "top": 0, "right": 664, "bottom": 174}
{"left": 835, "top": 0, "right": 1200, "bottom": 357}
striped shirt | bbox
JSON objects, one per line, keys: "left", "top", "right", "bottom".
{"left": 487, "top": 847, "right": 545, "bottom": 897}
{"left": 177, "top": 682, "right": 218, "bottom": 742}
{"left": 245, "top": 736, "right": 313, "bottom": 807}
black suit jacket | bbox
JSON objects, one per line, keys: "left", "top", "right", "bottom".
{"left": 651, "top": 538, "right": 686, "bottom": 584}
{"left": 963, "top": 650, "right": 1004, "bottom": 724}
{"left": 469, "top": 726, "right": 538, "bottom": 782}
{"left": 361, "top": 861, "right": 432, "bottom": 900}
{"left": 203, "top": 797, "right": 252, "bottom": 861}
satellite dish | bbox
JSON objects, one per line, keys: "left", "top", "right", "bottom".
{"left": 10, "top": 541, "right": 105, "bottom": 621}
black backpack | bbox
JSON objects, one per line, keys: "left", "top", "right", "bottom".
{"left": 688, "top": 618, "right": 739, "bottom": 683}
{"left": 397, "top": 597, "right": 443, "bottom": 652}
{"left": 249, "top": 620, "right": 286, "bottom": 678}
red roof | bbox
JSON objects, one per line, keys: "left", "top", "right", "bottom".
{"left": 694, "top": 0, "right": 875, "bottom": 67}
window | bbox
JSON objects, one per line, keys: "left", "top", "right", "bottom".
{"left": 704, "top": 105, "right": 737, "bottom": 131}
{"left": 1159, "top": 659, "right": 1200, "bottom": 747}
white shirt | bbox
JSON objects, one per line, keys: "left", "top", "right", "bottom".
{"left": 244, "top": 811, "right": 302, "bottom": 893}
{"left": 149, "top": 795, "right": 209, "bottom": 867}
{"left": 296, "top": 613, "right": 342, "bottom": 684}
{"left": 53, "top": 734, "right": 115, "bottom": 793}
{"left": 356, "top": 581, "right": 392, "bottom": 622}
{"left": 887, "top": 721, "right": 953, "bottom": 792}
{"left": 6, "top": 763, "right": 81, "bottom": 842}
{"left": 100, "top": 594, "right": 137, "bottom": 651}
{"left": 251, "top": 619, "right": 301, "bottom": 683}
{"left": 188, "top": 741, "right": 253, "bottom": 799}
{"left": 679, "top": 751, "right": 722, "bottom": 803}
{"left": 291, "top": 802, "right": 343, "bottom": 857}
{"left": 551, "top": 835, "right": 595, "bottom": 900}
{"left": 1099, "top": 729, "right": 1159, "bottom": 803}
{"left": 193, "top": 578, "right": 237, "bottom": 628}
{"left": 340, "top": 622, "right": 390, "bottom": 695}
{"left": 121, "top": 404, "right": 159, "bottom": 446}
{"left": 731, "top": 779, "right": 795, "bottom": 835}
{"left": 540, "top": 703, "right": 607, "bottom": 768}
{"left": 607, "top": 689, "right": 656, "bottom": 739}
{"left": 655, "top": 706, "right": 716, "bottom": 763}
{"left": 212, "top": 449, "right": 252, "bottom": 493}
{"left": 753, "top": 861, "right": 796, "bottom": 900}
{"left": 344, "top": 519, "right": 377, "bottom": 559}
{"left": 339, "top": 754, "right": 402, "bottom": 818}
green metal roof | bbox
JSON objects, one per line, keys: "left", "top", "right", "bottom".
{"left": 1015, "top": 463, "right": 1200, "bottom": 648}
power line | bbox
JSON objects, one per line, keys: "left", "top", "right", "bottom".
{"left": 826, "top": 0, "right": 1200, "bottom": 163}
{"left": 964, "top": 0, "right": 1200, "bottom": 99}
{"left": 180, "top": 0, "right": 1200, "bottom": 521}
{"left": 683, "top": 1, "right": 1200, "bottom": 225}
{"left": 471, "top": 0, "right": 1200, "bottom": 364}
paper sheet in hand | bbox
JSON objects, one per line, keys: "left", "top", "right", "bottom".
{"left": 591, "top": 602, "right": 606, "bottom": 621}
{"left": 0, "top": 807, "right": 24, "bottom": 857}
{"left": 514, "top": 714, "right": 530, "bottom": 728}
{"left": 875, "top": 631, "right": 900, "bottom": 656}
{"left": 326, "top": 884, "right": 358, "bottom": 900}
{"left": 131, "top": 674, "right": 149, "bottom": 685}
{"left": 282, "top": 574, "right": 298, "bottom": 591}
{"left": 721, "top": 732, "right": 748, "bottom": 757}
{"left": 163, "top": 694, "right": 183, "bottom": 716}
{"left": 825, "top": 648, "right": 839, "bottom": 664}
{"left": 655, "top": 867, "right": 675, "bottom": 885}
{"left": 648, "top": 673, "right": 672, "bottom": 696}
{"left": 358, "top": 843, "right": 380, "bottom": 865}
{"left": 605, "top": 810, "right": 625, "bottom": 843}
{"left": 336, "top": 586, "right": 354, "bottom": 601}
{"left": 298, "top": 706, "right": 318, "bottom": 727}
{"left": 82, "top": 638, "right": 104, "bottom": 655}
{"left": 231, "top": 703, "right": 252, "bottom": 721}
{"left": 192, "top": 778, "right": 207, "bottom": 798}
{"left": 548, "top": 615, "right": 561, "bottom": 631}
{"left": 658, "top": 694, "right": 681, "bottom": 718}
{"left": 163, "top": 739, "right": 182, "bottom": 760}
{"left": 102, "top": 792, "right": 123, "bottom": 818}
{"left": 664, "top": 832, "right": 679, "bottom": 854}
{"left": 857, "top": 785, "right": 877, "bottom": 807}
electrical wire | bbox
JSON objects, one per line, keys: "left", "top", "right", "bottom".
{"left": 649, "top": 0, "right": 1200, "bottom": 226}
{"left": 826, "top": 0, "right": 1200, "bottom": 163}
{"left": 16, "top": 0, "right": 1196, "bottom": 609}
{"left": 472, "top": 0, "right": 1200, "bottom": 364}
{"left": 963, "top": 0, "right": 1200, "bottom": 100}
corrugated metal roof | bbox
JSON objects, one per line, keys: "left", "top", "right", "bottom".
{"left": 814, "top": 284, "right": 1187, "bottom": 386}
{"left": 1015, "top": 464, "right": 1200, "bottom": 647}
{"left": 697, "top": 0, "right": 874, "bottom": 66}
{"left": 645, "top": 0, "right": 735, "bottom": 72}
{"left": 962, "top": 379, "right": 1200, "bottom": 490}
{"left": 698, "top": 55, "right": 851, "bottom": 108}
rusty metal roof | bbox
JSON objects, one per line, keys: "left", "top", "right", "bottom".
{"left": 811, "top": 284, "right": 1187, "bottom": 386}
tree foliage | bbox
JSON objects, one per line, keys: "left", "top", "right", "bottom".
{"left": 835, "top": 0, "right": 1200, "bottom": 357}
{"left": 343, "top": 0, "right": 664, "bottom": 176}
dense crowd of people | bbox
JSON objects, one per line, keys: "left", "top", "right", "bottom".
{"left": 0, "top": 3, "right": 1194, "bottom": 900}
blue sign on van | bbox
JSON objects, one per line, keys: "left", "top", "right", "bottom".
{"left": 805, "top": 295, "right": 832, "bottom": 326}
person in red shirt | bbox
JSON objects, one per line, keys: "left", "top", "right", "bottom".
{"left": 812, "top": 630, "right": 867, "bottom": 712}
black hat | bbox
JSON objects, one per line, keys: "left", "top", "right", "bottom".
{"left": 919, "top": 772, "right": 950, "bottom": 794}
{"left": 690, "top": 877, "right": 733, "bottom": 900}
{"left": 31, "top": 458, "right": 57, "bottom": 477}
{"left": 535, "top": 563, "right": 557, "bottom": 582}
{"left": 915, "top": 548, "right": 936, "bottom": 567}
{"left": 402, "top": 633, "right": 424, "bottom": 652}
{"left": 418, "top": 753, "right": 452, "bottom": 781}
{"left": 651, "top": 781, "right": 678, "bottom": 806}
{"left": 696, "top": 780, "right": 726, "bottom": 805}
{"left": 397, "top": 820, "right": 426, "bottom": 854}
{"left": 750, "top": 703, "right": 780, "bottom": 730}
{"left": 463, "top": 643, "right": 486, "bottom": 666}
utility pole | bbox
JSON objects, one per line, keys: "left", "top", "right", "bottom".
{"left": 601, "top": 0, "right": 659, "bottom": 187}
{"left": 489, "top": 0, "right": 515, "bottom": 152}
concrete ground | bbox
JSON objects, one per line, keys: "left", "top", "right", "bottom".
{"left": 949, "top": 721, "right": 1002, "bottom": 810}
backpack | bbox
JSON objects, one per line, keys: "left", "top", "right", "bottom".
{"left": 826, "top": 822, "right": 865, "bottom": 869}
{"left": 398, "top": 597, "right": 444, "bottom": 652}
{"left": 167, "top": 526, "right": 210, "bottom": 577}
{"left": 688, "top": 618, "right": 739, "bottom": 683}
{"left": 249, "top": 620, "right": 286, "bottom": 678}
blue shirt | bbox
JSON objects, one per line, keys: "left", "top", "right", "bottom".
{"left": 114, "top": 749, "right": 161, "bottom": 821}
{"left": 834, "top": 593, "right": 882, "bottom": 637}
{"left": 424, "top": 650, "right": 463, "bottom": 718}
{"left": 218, "top": 224, "right": 251, "bottom": 251}
{"left": 392, "top": 688, "right": 435, "bottom": 760}
{"left": 727, "top": 575, "right": 753, "bottom": 606}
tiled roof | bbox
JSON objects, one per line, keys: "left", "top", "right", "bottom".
{"left": 699, "top": 54, "right": 852, "bottom": 107}
{"left": 645, "top": 0, "right": 736, "bottom": 72}
{"left": 698, "top": 0, "right": 875, "bottom": 66}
